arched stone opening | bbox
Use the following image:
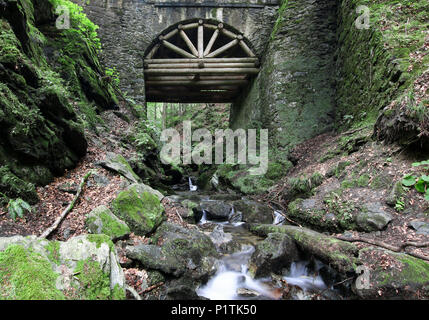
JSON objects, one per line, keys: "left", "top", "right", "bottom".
{"left": 143, "top": 19, "right": 260, "bottom": 103}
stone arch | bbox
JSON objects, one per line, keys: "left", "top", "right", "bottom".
{"left": 143, "top": 19, "right": 260, "bottom": 103}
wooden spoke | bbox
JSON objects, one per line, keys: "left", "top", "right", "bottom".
{"left": 205, "top": 39, "right": 239, "bottom": 58}
{"left": 198, "top": 22, "right": 204, "bottom": 58}
{"left": 204, "top": 29, "right": 220, "bottom": 56}
{"left": 179, "top": 29, "right": 199, "bottom": 57}
{"left": 161, "top": 39, "right": 196, "bottom": 58}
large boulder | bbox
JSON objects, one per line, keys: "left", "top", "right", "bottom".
{"left": 231, "top": 199, "right": 273, "bottom": 224}
{"left": 85, "top": 205, "right": 130, "bottom": 241}
{"left": 355, "top": 247, "right": 429, "bottom": 299}
{"left": 249, "top": 232, "right": 299, "bottom": 278}
{"left": 0, "top": 235, "right": 125, "bottom": 300}
{"left": 197, "top": 200, "right": 233, "bottom": 220}
{"left": 111, "top": 184, "right": 165, "bottom": 236}
{"left": 355, "top": 202, "right": 393, "bottom": 232}
{"left": 126, "top": 222, "right": 219, "bottom": 280}
{"left": 129, "top": 182, "right": 164, "bottom": 201}
{"left": 98, "top": 153, "right": 141, "bottom": 183}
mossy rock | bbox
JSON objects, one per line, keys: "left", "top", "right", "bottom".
{"left": 111, "top": 187, "right": 165, "bottom": 236}
{"left": 127, "top": 222, "right": 218, "bottom": 279}
{"left": 0, "top": 244, "right": 65, "bottom": 300}
{"left": 249, "top": 224, "right": 359, "bottom": 274}
{"left": 85, "top": 205, "right": 130, "bottom": 241}
{"left": 0, "top": 166, "right": 39, "bottom": 205}
{"left": 0, "top": 235, "right": 125, "bottom": 300}
{"left": 356, "top": 247, "right": 429, "bottom": 299}
{"left": 98, "top": 153, "right": 141, "bottom": 184}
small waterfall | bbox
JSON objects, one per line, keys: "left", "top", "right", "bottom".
{"left": 283, "top": 261, "right": 327, "bottom": 291}
{"left": 188, "top": 177, "right": 198, "bottom": 191}
{"left": 196, "top": 246, "right": 275, "bottom": 300}
{"left": 273, "top": 210, "right": 286, "bottom": 225}
{"left": 199, "top": 209, "right": 208, "bottom": 224}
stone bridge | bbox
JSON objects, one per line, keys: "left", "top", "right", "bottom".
{"left": 73, "top": 0, "right": 281, "bottom": 104}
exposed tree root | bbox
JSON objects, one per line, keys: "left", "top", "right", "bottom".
{"left": 336, "top": 235, "right": 429, "bottom": 262}
{"left": 39, "top": 171, "right": 92, "bottom": 239}
{"left": 139, "top": 282, "right": 165, "bottom": 295}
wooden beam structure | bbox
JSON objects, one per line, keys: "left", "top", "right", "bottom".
{"left": 144, "top": 20, "right": 260, "bottom": 103}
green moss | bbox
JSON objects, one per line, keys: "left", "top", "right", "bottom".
{"left": 87, "top": 234, "right": 114, "bottom": 251}
{"left": 86, "top": 206, "right": 130, "bottom": 240}
{"left": 45, "top": 241, "right": 61, "bottom": 266}
{"left": 112, "top": 188, "right": 165, "bottom": 236}
{"left": 0, "top": 245, "right": 65, "bottom": 300}
{"left": 73, "top": 258, "right": 122, "bottom": 300}
{"left": 0, "top": 166, "right": 39, "bottom": 205}
{"left": 357, "top": 174, "right": 370, "bottom": 187}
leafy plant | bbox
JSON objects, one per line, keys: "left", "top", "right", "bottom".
{"left": 401, "top": 160, "right": 429, "bottom": 200}
{"left": 395, "top": 198, "right": 405, "bottom": 212}
{"left": 105, "top": 67, "right": 120, "bottom": 87}
{"left": 7, "top": 198, "right": 32, "bottom": 221}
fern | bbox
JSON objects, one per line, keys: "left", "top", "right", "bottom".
{"left": 7, "top": 198, "right": 32, "bottom": 221}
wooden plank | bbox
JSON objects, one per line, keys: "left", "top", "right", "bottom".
{"left": 147, "top": 85, "right": 241, "bottom": 91}
{"left": 162, "top": 40, "right": 196, "bottom": 58}
{"left": 146, "top": 79, "right": 249, "bottom": 86}
{"left": 182, "top": 23, "right": 199, "bottom": 30}
{"left": 179, "top": 29, "right": 199, "bottom": 57}
{"left": 205, "top": 39, "right": 239, "bottom": 58}
{"left": 145, "top": 58, "right": 258, "bottom": 64}
{"left": 146, "top": 95, "right": 238, "bottom": 103}
{"left": 144, "top": 67, "right": 259, "bottom": 75}
{"left": 147, "top": 63, "right": 256, "bottom": 69}
{"left": 146, "top": 75, "right": 248, "bottom": 81}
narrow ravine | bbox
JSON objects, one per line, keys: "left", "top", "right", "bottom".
{"left": 170, "top": 177, "right": 340, "bottom": 300}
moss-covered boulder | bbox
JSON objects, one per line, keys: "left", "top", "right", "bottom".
{"left": 355, "top": 247, "right": 429, "bottom": 299}
{"left": 355, "top": 202, "right": 393, "bottom": 232}
{"left": 85, "top": 205, "right": 130, "bottom": 241}
{"left": 126, "top": 222, "right": 218, "bottom": 279}
{"left": 98, "top": 153, "right": 141, "bottom": 184}
{"left": 249, "top": 224, "right": 359, "bottom": 274}
{"left": 111, "top": 185, "right": 165, "bottom": 236}
{"left": 0, "top": 235, "right": 125, "bottom": 300}
{"left": 231, "top": 199, "right": 273, "bottom": 224}
{"left": 249, "top": 232, "right": 299, "bottom": 278}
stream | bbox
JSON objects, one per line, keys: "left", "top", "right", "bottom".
{"left": 170, "top": 178, "right": 340, "bottom": 300}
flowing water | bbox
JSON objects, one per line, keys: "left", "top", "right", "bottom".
{"left": 194, "top": 202, "right": 332, "bottom": 300}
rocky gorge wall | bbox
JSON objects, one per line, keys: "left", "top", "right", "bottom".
{"left": 230, "top": 0, "right": 338, "bottom": 161}
{"left": 72, "top": 0, "right": 280, "bottom": 104}
{"left": 232, "top": 0, "right": 429, "bottom": 158}
{"left": 0, "top": 0, "right": 119, "bottom": 205}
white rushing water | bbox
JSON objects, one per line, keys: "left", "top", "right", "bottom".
{"left": 273, "top": 210, "right": 286, "bottom": 225}
{"left": 188, "top": 177, "right": 198, "bottom": 192}
{"left": 284, "top": 261, "right": 327, "bottom": 291}
{"left": 197, "top": 246, "right": 275, "bottom": 300}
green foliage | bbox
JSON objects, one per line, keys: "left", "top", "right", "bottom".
{"left": 401, "top": 160, "right": 429, "bottom": 200}
{"left": 395, "top": 198, "right": 405, "bottom": 212}
{"left": 49, "top": 0, "right": 101, "bottom": 52}
{"left": 7, "top": 198, "right": 32, "bottom": 221}
{"left": 105, "top": 66, "right": 120, "bottom": 87}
